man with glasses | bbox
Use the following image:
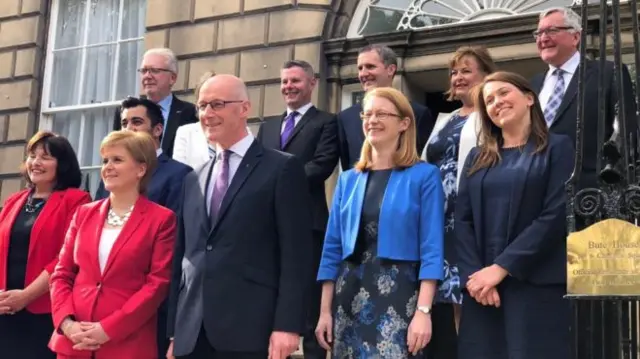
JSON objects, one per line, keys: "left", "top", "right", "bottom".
{"left": 531, "top": 7, "right": 636, "bottom": 191}
{"left": 113, "top": 48, "right": 198, "bottom": 158}
{"left": 167, "top": 74, "right": 314, "bottom": 359}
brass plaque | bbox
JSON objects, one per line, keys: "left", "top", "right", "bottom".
{"left": 567, "top": 218, "right": 640, "bottom": 296}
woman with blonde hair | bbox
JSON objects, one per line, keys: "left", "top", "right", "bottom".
{"left": 421, "top": 46, "right": 497, "bottom": 355}
{"left": 49, "top": 130, "right": 176, "bottom": 359}
{"left": 315, "top": 87, "right": 444, "bottom": 358}
{"left": 455, "top": 71, "right": 573, "bottom": 358}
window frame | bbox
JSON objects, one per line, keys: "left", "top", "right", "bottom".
{"left": 39, "top": 0, "right": 145, "bottom": 172}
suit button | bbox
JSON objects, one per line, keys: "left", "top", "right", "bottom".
{"left": 206, "top": 245, "right": 213, "bottom": 251}
{"left": 96, "top": 282, "right": 101, "bottom": 287}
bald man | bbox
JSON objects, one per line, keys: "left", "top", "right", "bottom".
{"left": 166, "top": 74, "right": 314, "bottom": 359}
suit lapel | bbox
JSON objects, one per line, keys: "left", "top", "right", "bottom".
{"left": 551, "top": 61, "right": 595, "bottom": 128}
{"left": 210, "top": 141, "right": 262, "bottom": 233}
{"left": 350, "top": 172, "right": 368, "bottom": 246}
{"left": 506, "top": 141, "right": 535, "bottom": 240}
{"left": 282, "top": 106, "right": 317, "bottom": 150}
{"left": 199, "top": 160, "right": 215, "bottom": 231}
{"left": 102, "top": 197, "right": 147, "bottom": 276}
{"left": 29, "top": 191, "right": 64, "bottom": 259}
{"left": 531, "top": 73, "right": 545, "bottom": 94}
{"left": 89, "top": 200, "right": 110, "bottom": 276}
{"left": 162, "top": 95, "right": 182, "bottom": 152}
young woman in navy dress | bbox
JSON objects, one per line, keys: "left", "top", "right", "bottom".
{"left": 455, "top": 71, "right": 573, "bottom": 359}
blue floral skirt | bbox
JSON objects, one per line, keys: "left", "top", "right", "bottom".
{"left": 332, "top": 244, "right": 423, "bottom": 359}
{"left": 435, "top": 259, "right": 462, "bottom": 304}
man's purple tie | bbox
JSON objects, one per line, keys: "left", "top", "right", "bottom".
{"left": 280, "top": 111, "right": 298, "bottom": 149}
{"left": 210, "top": 149, "right": 231, "bottom": 221}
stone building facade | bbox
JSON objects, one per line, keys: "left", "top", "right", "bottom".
{"left": 0, "top": 0, "right": 637, "bottom": 204}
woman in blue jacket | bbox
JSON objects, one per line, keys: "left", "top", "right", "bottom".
{"left": 315, "top": 87, "right": 445, "bottom": 358}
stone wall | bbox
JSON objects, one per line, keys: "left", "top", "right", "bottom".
{"left": 145, "top": 0, "right": 341, "bottom": 133}
{"left": 0, "top": 0, "right": 46, "bottom": 205}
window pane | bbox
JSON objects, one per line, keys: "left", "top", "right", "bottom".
{"left": 83, "top": 45, "right": 116, "bottom": 104}
{"left": 87, "top": 0, "right": 119, "bottom": 45}
{"left": 51, "top": 107, "right": 113, "bottom": 167}
{"left": 116, "top": 40, "right": 144, "bottom": 100}
{"left": 50, "top": 48, "right": 82, "bottom": 107}
{"left": 54, "top": 0, "right": 87, "bottom": 49}
{"left": 121, "top": 0, "right": 147, "bottom": 40}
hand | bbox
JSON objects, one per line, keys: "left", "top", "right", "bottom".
{"left": 467, "top": 264, "right": 508, "bottom": 299}
{"left": 477, "top": 287, "right": 501, "bottom": 307}
{"left": 71, "top": 322, "right": 110, "bottom": 351}
{"left": 315, "top": 311, "right": 333, "bottom": 351}
{"left": 0, "top": 290, "right": 29, "bottom": 314}
{"left": 61, "top": 319, "right": 86, "bottom": 344}
{"left": 166, "top": 340, "right": 175, "bottom": 359}
{"left": 268, "top": 331, "right": 299, "bottom": 359}
{"left": 407, "top": 310, "right": 432, "bottom": 355}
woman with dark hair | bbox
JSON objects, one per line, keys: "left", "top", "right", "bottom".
{"left": 455, "top": 71, "right": 573, "bottom": 359}
{"left": 0, "top": 131, "right": 90, "bottom": 358}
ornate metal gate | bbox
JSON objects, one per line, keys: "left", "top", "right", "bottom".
{"left": 566, "top": 1, "right": 640, "bottom": 358}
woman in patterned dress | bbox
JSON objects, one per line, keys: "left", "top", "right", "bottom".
{"left": 315, "top": 87, "right": 445, "bottom": 358}
{"left": 421, "top": 47, "right": 496, "bottom": 336}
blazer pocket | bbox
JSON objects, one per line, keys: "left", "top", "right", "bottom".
{"left": 243, "top": 266, "right": 277, "bottom": 290}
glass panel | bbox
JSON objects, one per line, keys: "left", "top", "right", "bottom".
{"left": 86, "top": 0, "right": 120, "bottom": 45}
{"left": 51, "top": 107, "right": 114, "bottom": 167}
{"left": 82, "top": 44, "right": 116, "bottom": 104}
{"left": 116, "top": 40, "right": 144, "bottom": 100}
{"left": 50, "top": 48, "right": 82, "bottom": 107}
{"left": 54, "top": 0, "right": 87, "bottom": 49}
{"left": 360, "top": 7, "right": 405, "bottom": 36}
{"left": 121, "top": 0, "right": 147, "bottom": 40}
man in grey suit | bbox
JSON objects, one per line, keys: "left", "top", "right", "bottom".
{"left": 166, "top": 74, "right": 314, "bottom": 359}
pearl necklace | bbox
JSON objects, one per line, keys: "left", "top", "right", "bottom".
{"left": 107, "top": 206, "right": 133, "bottom": 227}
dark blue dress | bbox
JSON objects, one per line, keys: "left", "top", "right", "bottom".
{"left": 332, "top": 169, "right": 423, "bottom": 359}
{"left": 458, "top": 147, "right": 570, "bottom": 359}
{"left": 425, "top": 113, "right": 468, "bottom": 304}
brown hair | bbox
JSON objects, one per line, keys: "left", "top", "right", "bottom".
{"left": 445, "top": 46, "right": 497, "bottom": 101}
{"left": 21, "top": 131, "right": 82, "bottom": 191}
{"left": 468, "top": 71, "right": 548, "bottom": 175}
{"left": 354, "top": 87, "right": 420, "bottom": 172}
{"left": 100, "top": 130, "right": 157, "bottom": 194}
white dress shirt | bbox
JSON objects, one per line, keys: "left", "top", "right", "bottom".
{"left": 280, "top": 102, "right": 313, "bottom": 134}
{"left": 539, "top": 51, "right": 580, "bottom": 112}
{"left": 206, "top": 133, "right": 255, "bottom": 215}
{"left": 98, "top": 227, "right": 122, "bottom": 273}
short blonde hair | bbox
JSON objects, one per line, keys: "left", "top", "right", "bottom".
{"left": 100, "top": 130, "right": 157, "bottom": 194}
{"left": 354, "top": 87, "right": 420, "bottom": 172}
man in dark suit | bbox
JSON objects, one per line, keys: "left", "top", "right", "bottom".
{"left": 113, "top": 48, "right": 198, "bottom": 158}
{"left": 531, "top": 7, "right": 637, "bottom": 359}
{"left": 531, "top": 7, "right": 637, "bottom": 191}
{"left": 96, "top": 96, "right": 192, "bottom": 357}
{"left": 256, "top": 60, "right": 339, "bottom": 359}
{"left": 166, "top": 74, "right": 314, "bottom": 359}
{"left": 338, "top": 45, "right": 436, "bottom": 170}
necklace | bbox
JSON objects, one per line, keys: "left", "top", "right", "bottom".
{"left": 25, "top": 193, "right": 46, "bottom": 213}
{"left": 107, "top": 206, "right": 134, "bottom": 227}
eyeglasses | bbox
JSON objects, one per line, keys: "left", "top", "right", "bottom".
{"left": 137, "top": 67, "right": 174, "bottom": 75}
{"left": 360, "top": 111, "right": 402, "bottom": 121}
{"left": 197, "top": 100, "right": 244, "bottom": 112}
{"left": 533, "top": 26, "right": 574, "bottom": 39}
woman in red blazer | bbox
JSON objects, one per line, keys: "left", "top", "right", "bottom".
{"left": 49, "top": 130, "right": 176, "bottom": 359}
{"left": 0, "top": 131, "right": 90, "bottom": 358}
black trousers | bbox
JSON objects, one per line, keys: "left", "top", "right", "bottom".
{"left": 299, "top": 230, "right": 328, "bottom": 359}
{"left": 177, "top": 327, "right": 267, "bottom": 359}
{"left": 424, "top": 303, "right": 458, "bottom": 359}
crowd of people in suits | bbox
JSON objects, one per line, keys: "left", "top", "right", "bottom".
{"left": 0, "top": 5, "right": 636, "bottom": 359}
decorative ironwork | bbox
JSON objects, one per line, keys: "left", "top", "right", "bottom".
{"left": 567, "top": 0, "right": 640, "bottom": 357}
{"left": 348, "top": 0, "right": 630, "bottom": 37}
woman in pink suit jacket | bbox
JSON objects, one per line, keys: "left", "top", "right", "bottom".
{"left": 49, "top": 130, "right": 176, "bottom": 359}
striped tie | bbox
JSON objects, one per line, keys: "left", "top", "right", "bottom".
{"left": 543, "top": 68, "right": 565, "bottom": 127}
